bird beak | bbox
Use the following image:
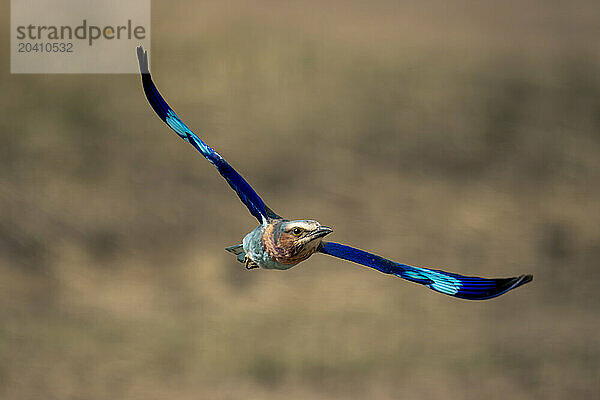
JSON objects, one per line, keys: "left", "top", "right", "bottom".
{"left": 311, "top": 226, "right": 333, "bottom": 239}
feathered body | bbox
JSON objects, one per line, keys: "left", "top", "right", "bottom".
{"left": 240, "top": 219, "right": 333, "bottom": 270}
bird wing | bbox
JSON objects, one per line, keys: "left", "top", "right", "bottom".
{"left": 318, "top": 241, "right": 532, "bottom": 300}
{"left": 136, "top": 46, "right": 280, "bottom": 223}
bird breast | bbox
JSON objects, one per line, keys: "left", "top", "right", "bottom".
{"left": 262, "top": 222, "right": 317, "bottom": 266}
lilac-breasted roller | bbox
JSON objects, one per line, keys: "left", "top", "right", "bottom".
{"left": 137, "top": 46, "right": 532, "bottom": 300}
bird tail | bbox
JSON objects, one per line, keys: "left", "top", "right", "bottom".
{"left": 225, "top": 244, "right": 246, "bottom": 263}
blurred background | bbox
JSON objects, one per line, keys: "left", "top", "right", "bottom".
{"left": 2, "top": 1, "right": 599, "bottom": 398}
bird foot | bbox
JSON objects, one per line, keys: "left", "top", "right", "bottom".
{"left": 244, "top": 256, "right": 259, "bottom": 270}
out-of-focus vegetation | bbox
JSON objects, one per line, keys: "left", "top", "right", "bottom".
{"left": 1, "top": 1, "right": 599, "bottom": 398}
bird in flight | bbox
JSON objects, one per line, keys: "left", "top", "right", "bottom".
{"left": 136, "top": 46, "right": 532, "bottom": 300}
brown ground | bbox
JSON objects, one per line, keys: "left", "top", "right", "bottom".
{"left": 1, "top": 1, "right": 599, "bottom": 398}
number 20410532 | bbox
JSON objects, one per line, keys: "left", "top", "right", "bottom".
{"left": 18, "top": 42, "right": 73, "bottom": 53}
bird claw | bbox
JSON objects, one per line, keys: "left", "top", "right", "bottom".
{"left": 244, "top": 256, "right": 259, "bottom": 270}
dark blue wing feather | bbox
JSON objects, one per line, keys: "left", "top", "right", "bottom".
{"left": 136, "top": 46, "right": 280, "bottom": 223}
{"left": 319, "top": 241, "right": 532, "bottom": 300}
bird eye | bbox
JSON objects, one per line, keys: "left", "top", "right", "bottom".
{"left": 292, "top": 227, "right": 303, "bottom": 236}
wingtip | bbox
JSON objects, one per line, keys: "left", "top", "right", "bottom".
{"left": 498, "top": 273, "right": 533, "bottom": 297}
{"left": 136, "top": 45, "right": 149, "bottom": 74}
{"left": 458, "top": 274, "right": 533, "bottom": 300}
{"left": 518, "top": 274, "right": 534, "bottom": 286}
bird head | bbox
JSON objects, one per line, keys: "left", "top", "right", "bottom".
{"left": 263, "top": 219, "right": 333, "bottom": 265}
{"left": 279, "top": 220, "right": 333, "bottom": 246}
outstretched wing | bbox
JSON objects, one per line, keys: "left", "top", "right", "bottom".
{"left": 319, "top": 241, "right": 532, "bottom": 300}
{"left": 136, "top": 46, "right": 280, "bottom": 223}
